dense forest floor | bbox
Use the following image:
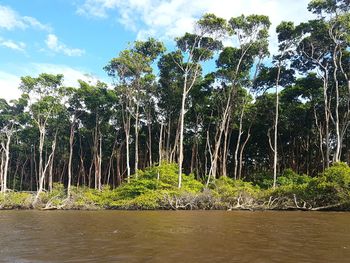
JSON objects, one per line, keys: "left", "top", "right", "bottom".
{"left": 1, "top": 163, "right": 350, "bottom": 211}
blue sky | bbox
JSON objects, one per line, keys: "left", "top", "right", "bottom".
{"left": 0, "top": 0, "right": 314, "bottom": 101}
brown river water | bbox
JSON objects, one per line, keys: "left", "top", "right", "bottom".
{"left": 0, "top": 210, "right": 349, "bottom": 263}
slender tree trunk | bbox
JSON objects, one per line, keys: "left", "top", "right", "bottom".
{"left": 206, "top": 131, "right": 214, "bottom": 186}
{"left": 147, "top": 113, "right": 152, "bottom": 166}
{"left": 125, "top": 122, "right": 131, "bottom": 183}
{"left": 116, "top": 146, "right": 121, "bottom": 186}
{"left": 190, "top": 143, "right": 196, "bottom": 174}
{"left": 239, "top": 129, "right": 251, "bottom": 180}
{"left": 178, "top": 78, "right": 187, "bottom": 188}
{"left": 37, "top": 125, "right": 46, "bottom": 196}
{"left": 170, "top": 115, "right": 181, "bottom": 163}
{"left": 323, "top": 72, "right": 330, "bottom": 168}
{"left": 106, "top": 139, "right": 117, "bottom": 186}
{"left": 222, "top": 118, "right": 231, "bottom": 177}
{"left": 234, "top": 105, "right": 245, "bottom": 180}
{"left": 166, "top": 118, "right": 171, "bottom": 162}
{"left": 333, "top": 44, "right": 341, "bottom": 162}
{"left": 209, "top": 101, "right": 232, "bottom": 184}
{"left": 1, "top": 130, "right": 12, "bottom": 193}
{"left": 48, "top": 144, "right": 55, "bottom": 192}
{"left": 0, "top": 149, "right": 4, "bottom": 192}
{"left": 134, "top": 104, "right": 139, "bottom": 177}
{"left": 159, "top": 122, "right": 163, "bottom": 165}
{"left": 47, "top": 132, "right": 57, "bottom": 193}
{"left": 273, "top": 64, "right": 282, "bottom": 188}
{"left": 98, "top": 132, "right": 102, "bottom": 190}
{"left": 36, "top": 132, "right": 56, "bottom": 201}
{"left": 67, "top": 120, "right": 75, "bottom": 197}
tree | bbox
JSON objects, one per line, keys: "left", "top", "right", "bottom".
{"left": 207, "top": 14, "right": 270, "bottom": 184}
{"left": 0, "top": 98, "right": 26, "bottom": 192}
{"left": 19, "top": 73, "right": 64, "bottom": 200}
{"left": 105, "top": 38, "right": 165, "bottom": 181}
{"left": 174, "top": 13, "right": 226, "bottom": 188}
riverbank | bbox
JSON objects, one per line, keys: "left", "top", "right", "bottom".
{"left": 1, "top": 163, "right": 350, "bottom": 211}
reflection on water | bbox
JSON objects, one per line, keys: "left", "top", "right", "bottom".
{"left": 0, "top": 210, "right": 349, "bottom": 262}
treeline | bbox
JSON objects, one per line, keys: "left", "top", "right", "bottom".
{"left": 0, "top": 0, "right": 349, "bottom": 200}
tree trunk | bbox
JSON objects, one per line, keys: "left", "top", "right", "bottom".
{"left": 333, "top": 44, "right": 341, "bottom": 162}
{"left": 222, "top": 118, "right": 231, "bottom": 177}
{"left": 323, "top": 71, "right": 330, "bottom": 168}
{"left": 147, "top": 113, "right": 152, "bottom": 166}
{"left": 166, "top": 117, "right": 171, "bottom": 162}
{"left": 36, "top": 132, "right": 56, "bottom": 201}
{"left": 1, "top": 129, "right": 12, "bottom": 193}
{"left": 98, "top": 132, "right": 102, "bottom": 190}
{"left": 239, "top": 130, "right": 251, "bottom": 180}
{"left": 234, "top": 104, "right": 245, "bottom": 180}
{"left": 159, "top": 122, "right": 163, "bottom": 165}
{"left": 125, "top": 122, "right": 131, "bottom": 183}
{"left": 178, "top": 79, "right": 187, "bottom": 188}
{"left": 134, "top": 104, "right": 139, "bottom": 177}
{"left": 116, "top": 146, "right": 121, "bottom": 186}
{"left": 37, "top": 125, "right": 46, "bottom": 196}
{"left": 273, "top": 64, "right": 282, "bottom": 188}
{"left": 0, "top": 149, "right": 4, "bottom": 192}
{"left": 67, "top": 120, "right": 75, "bottom": 197}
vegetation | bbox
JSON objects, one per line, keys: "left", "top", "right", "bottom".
{"left": 1, "top": 162, "right": 350, "bottom": 211}
{"left": 0, "top": 0, "right": 349, "bottom": 210}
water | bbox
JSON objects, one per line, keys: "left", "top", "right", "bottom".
{"left": 0, "top": 210, "right": 349, "bottom": 262}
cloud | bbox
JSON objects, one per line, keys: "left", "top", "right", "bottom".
{"left": 0, "top": 64, "right": 108, "bottom": 101}
{"left": 77, "top": 0, "right": 315, "bottom": 51}
{"left": 46, "top": 34, "right": 85, "bottom": 57}
{"left": 0, "top": 5, "right": 51, "bottom": 31}
{"left": 31, "top": 63, "right": 101, "bottom": 87}
{"left": 0, "top": 71, "right": 22, "bottom": 101}
{"left": 0, "top": 38, "right": 26, "bottom": 52}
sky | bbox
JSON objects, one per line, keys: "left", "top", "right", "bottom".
{"left": 0, "top": 0, "right": 316, "bottom": 101}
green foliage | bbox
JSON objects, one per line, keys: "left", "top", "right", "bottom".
{"left": 38, "top": 183, "right": 67, "bottom": 207}
{"left": 277, "top": 169, "right": 311, "bottom": 186}
{"left": 267, "top": 163, "right": 350, "bottom": 209}
{"left": 106, "top": 163, "right": 203, "bottom": 209}
{"left": 323, "top": 162, "right": 350, "bottom": 188}
{"left": 137, "top": 163, "right": 204, "bottom": 193}
{"left": 210, "top": 177, "right": 259, "bottom": 208}
{"left": 2, "top": 162, "right": 350, "bottom": 211}
{"left": 250, "top": 171, "right": 274, "bottom": 189}
{"left": 0, "top": 192, "right": 32, "bottom": 209}
{"left": 109, "top": 191, "right": 163, "bottom": 210}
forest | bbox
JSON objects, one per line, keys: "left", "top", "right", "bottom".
{"left": 0, "top": 0, "right": 349, "bottom": 210}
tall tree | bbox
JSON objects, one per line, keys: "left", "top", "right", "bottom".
{"left": 174, "top": 13, "right": 226, "bottom": 188}
{"left": 19, "top": 73, "right": 64, "bottom": 200}
{"left": 208, "top": 14, "right": 270, "bottom": 183}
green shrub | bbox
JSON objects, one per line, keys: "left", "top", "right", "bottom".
{"left": 249, "top": 171, "right": 274, "bottom": 189}
{"left": 323, "top": 162, "right": 350, "bottom": 188}
{"left": 209, "top": 177, "right": 259, "bottom": 208}
{"left": 138, "top": 162, "right": 204, "bottom": 193}
{"left": 277, "top": 169, "right": 311, "bottom": 186}
{"left": 0, "top": 192, "right": 32, "bottom": 209}
{"left": 39, "top": 183, "right": 66, "bottom": 206}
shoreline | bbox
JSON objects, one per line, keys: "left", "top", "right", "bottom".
{"left": 0, "top": 191, "right": 348, "bottom": 212}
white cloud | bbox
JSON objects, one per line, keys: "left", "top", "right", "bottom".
{"left": 46, "top": 34, "right": 85, "bottom": 57}
{"left": 77, "top": 0, "right": 315, "bottom": 51}
{"left": 0, "top": 64, "right": 107, "bottom": 101}
{"left": 0, "top": 38, "right": 26, "bottom": 52}
{"left": 31, "top": 63, "right": 101, "bottom": 87}
{"left": 0, "top": 71, "right": 22, "bottom": 101}
{"left": 0, "top": 5, "right": 51, "bottom": 31}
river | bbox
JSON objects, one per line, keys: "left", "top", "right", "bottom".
{"left": 0, "top": 210, "right": 349, "bottom": 262}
